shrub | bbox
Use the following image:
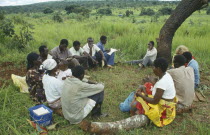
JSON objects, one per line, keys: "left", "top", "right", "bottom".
{"left": 65, "top": 5, "right": 91, "bottom": 17}
{"left": 97, "top": 8, "right": 112, "bottom": 15}
{"left": 158, "top": 7, "right": 173, "bottom": 15}
{"left": 0, "top": 19, "right": 15, "bottom": 37}
{"left": 140, "top": 8, "right": 155, "bottom": 16}
{"left": 0, "top": 11, "right": 5, "bottom": 20}
{"left": 206, "top": 8, "right": 210, "bottom": 15}
{"left": 43, "top": 8, "right": 54, "bottom": 14}
{"left": 53, "top": 14, "right": 63, "bottom": 23}
{"left": 125, "top": 10, "right": 134, "bottom": 17}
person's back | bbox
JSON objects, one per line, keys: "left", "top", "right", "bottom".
{"left": 188, "top": 59, "right": 200, "bottom": 86}
{"left": 167, "top": 66, "right": 194, "bottom": 106}
{"left": 61, "top": 66, "right": 104, "bottom": 124}
{"left": 183, "top": 52, "right": 200, "bottom": 88}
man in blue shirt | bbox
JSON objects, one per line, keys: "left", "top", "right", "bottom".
{"left": 183, "top": 52, "right": 200, "bottom": 88}
{"left": 97, "top": 36, "right": 115, "bottom": 68}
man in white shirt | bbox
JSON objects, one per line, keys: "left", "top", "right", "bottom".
{"left": 70, "top": 41, "right": 97, "bottom": 69}
{"left": 83, "top": 37, "right": 105, "bottom": 68}
{"left": 126, "top": 41, "right": 157, "bottom": 69}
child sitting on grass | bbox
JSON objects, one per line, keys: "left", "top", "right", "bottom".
{"left": 119, "top": 76, "right": 158, "bottom": 115}
{"left": 57, "top": 59, "right": 72, "bottom": 81}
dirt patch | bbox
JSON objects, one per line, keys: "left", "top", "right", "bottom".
{"left": 0, "top": 62, "right": 26, "bottom": 87}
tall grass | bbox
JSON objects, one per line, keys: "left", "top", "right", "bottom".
{"left": 2, "top": 9, "right": 210, "bottom": 66}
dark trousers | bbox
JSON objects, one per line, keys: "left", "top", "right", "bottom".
{"left": 88, "top": 91, "right": 104, "bottom": 116}
{"left": 76, "top": 56, "right": 89, "bottom": 69}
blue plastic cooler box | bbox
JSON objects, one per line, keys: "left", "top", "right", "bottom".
{"left": 28, "top": 104, "right": 53, "bottom": 126}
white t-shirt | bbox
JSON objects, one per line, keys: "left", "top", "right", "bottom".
{"left": 144, "top": 47, "right": 157, "bottom": 62}
{"left": 69, "top": 47, "right": 84, "bottom": 56}
{"left": 42, "top": 74, "right": 64, "bottom": 102}
{"left": 152, "top": 72, "right": 176, "bottom": 99}
{"left": 57, "top": 69, "right": 72, "bottom": 81}
{"left": 83, "top": 43, "right": 101, "bottom": 56}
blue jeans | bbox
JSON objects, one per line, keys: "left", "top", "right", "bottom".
{"left": 104, "top": 52, "right": 115, "bottom": 66}
{"left": 119, "top": 91, "right": 135, "bottom": 112}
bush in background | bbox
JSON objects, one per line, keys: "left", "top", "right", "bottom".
{"left": 125, "top": 10, "right": 134, "bottom": 17}
{"left": 97, "top": 8, "right": 112, "bottom": 15}
{"left": 43, "top": 8, "right": 54, "bottom": 14}
{"left": 140, "top": 8, "right": 155, "bottom": 16}
{"left": 206, "top": 8, "right": 210, "bottom": 15}
{"left": 53, "top": 13, "right": 63, "bottom": 23}
{"left": 158, "top": 7, "right": 173, "bottom": 15}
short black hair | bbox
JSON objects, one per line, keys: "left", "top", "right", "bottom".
{"left": 39, "top": 45, "right": 47, "bottom": 53}
{"left": 149, "top": 41, "right": 154, "bottom": 46}
{"left": 73, "top": 41, "right": 80, "bottom": 47}
{"left": 27, "top": 52, "right": 39, "bottom": 70}
{"left": 173, "top": 55, "right": 186, "bottom": 66}
{"left": 72, "top": 65, "right": 85, "bottom": 78}
{"left": 60, "top": 39, "right": 68, "bottom": 46}
{"left": 100, "top": 35, "right": 107, "bottom": 41}
{"left": 87, "top": 37, "right": 93, "bottom": 41}
{"left": 153, "top": 57, "right": 168, "bottom": 72}
{"left": 182, "top": 52, "right": 192, "bottom": 61}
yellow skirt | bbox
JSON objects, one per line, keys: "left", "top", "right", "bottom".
{"left": 136, "top": 96, "right": 177, "bottom": 127}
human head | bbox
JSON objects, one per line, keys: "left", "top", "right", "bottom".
{"left": 27, "top": 52, "right": 41, "bottom": 70}
{"left": 87, "top": 37, "right": 94, "bottom": 46}
{"left": 59, "top": 59, "right": 69, "bottom": 71}
{"left": 73, "top": 41, "right": 81, "bottom": 51}
{"left": 175, "top": 45, "right": 189, "bottom": 55}
{"left": 153, "top": 57, "right": 168, "bottom": 77}
{"left": 138, "top": 85, "right": 146, "bottom": 91}
{"left": 173, "top": 55, "right": 186, "bottom": 68}
{"left": 182, "top": 51, "right": 192, "bottom": 63}
{"left": 59, "top": 39, "right": 68, "bottom": 52}
{"left": 148, "top": 41, "right": 154, "bottom": 50}
{"left": 100, "top": 35, "right": 107, "bottom": 45}
{"left": 72, "top": 65, "right": 85, "bottom": 80}
{"left": 39, "top": 45, "right": 48, "bottom": 57}
{"left": 42, "top": 59, "right": 58, "bottom": 75}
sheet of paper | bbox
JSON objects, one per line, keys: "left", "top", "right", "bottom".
{"left": 33, "top": 107, "right": 50, "bottom": 116}
{"left": 107, "top": 48, "right": 118, "bottom": 55}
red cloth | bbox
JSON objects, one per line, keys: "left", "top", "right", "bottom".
{"left": 144, "top": 82, "right": 153, "bottom": 95}
{"left": 136, "top": 82, "right": 153, "bottom": 114}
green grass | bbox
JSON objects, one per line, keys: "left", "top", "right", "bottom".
{"left": 0, "top": 65, "right": 210, "bottom": 135}
{"left": 0, "top": 5, "right": 210, "bottom": 135}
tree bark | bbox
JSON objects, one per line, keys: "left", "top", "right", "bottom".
{"left": 157, "top": 0, "right": 208, "bottom": 63}
{"left": 80, "top": 115, "right": 149, "bottom": 135}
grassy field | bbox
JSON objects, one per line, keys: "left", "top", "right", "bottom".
{"left": 0, "top": 4, "right": 210, "bottom": 135}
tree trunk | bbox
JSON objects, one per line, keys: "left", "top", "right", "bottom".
{"left": 157, "top": 0, "right": 208, "bottom": 63}
{"left": 80, "top": 115, "right": 149, "bottom": 135}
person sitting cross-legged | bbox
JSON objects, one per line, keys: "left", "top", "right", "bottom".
{"left": 97, "top": 36, "right": 115, "bottom": 68}
{"left": 69, "top": 41, "right": 97, "bottom": 69}
{"left": 167, "top": 55, "right": 195, "bottom": 113}
{"left": 126, "top": 41, "right": 157, "bottom": 69}
{"left": 182, "top": 52, "right": 200, "bottom": 88}
{"left": 83, "top": 37, "right": 105, "bottom": 68}
{"left": 50, "top": 39, "right": 80, "bottom": 69}
{"left": 61, "top": 65, "right": 106, "bottom": 124}
{"left": 39, "top": 45, "right": 53, "bottom": 62}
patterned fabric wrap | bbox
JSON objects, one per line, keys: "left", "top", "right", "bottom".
{"left": 136, "top": 95, "right": 177, "bottom": 127}
{"left": 26, "top": 69, "right": 46, "bottom": 103}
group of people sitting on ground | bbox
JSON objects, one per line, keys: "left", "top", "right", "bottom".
{"left": 25, "top": 37, "right": 200, "bottom": 131}
{"left": 26, "top": 36, "right": 113, "bottom": 122}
